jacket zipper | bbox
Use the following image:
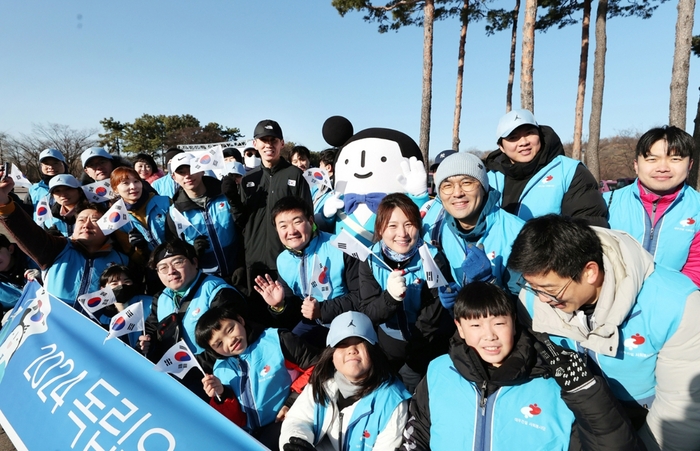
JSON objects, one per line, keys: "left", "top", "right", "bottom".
{"left": 202, "top": 204, "right": 229, "bottom": 276}
{"left": 338, "top": 411, "right": 344, "bottom": 451}
{"left": 649, "top": 200, "right": 658, "bottom": 243}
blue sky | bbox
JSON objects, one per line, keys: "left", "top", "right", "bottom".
{"left": 1, "top": 1, "right": 698, "bottom": 160}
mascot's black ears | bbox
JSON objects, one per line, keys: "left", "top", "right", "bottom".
{"left": 323, "top": 116, "right": 354, "bottom": 148}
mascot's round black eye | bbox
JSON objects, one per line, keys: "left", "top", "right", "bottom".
{"left": 345, "top": 159, "right": 349, "bottom": 164}
{"left": 381, "top": 157, "right": 387, "bottom": 162}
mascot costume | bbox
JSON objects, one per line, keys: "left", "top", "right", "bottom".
{"left": 319, "top": 116, "right": 429, "bottom": 246}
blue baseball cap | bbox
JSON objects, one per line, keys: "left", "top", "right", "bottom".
{"left": 81, "top": 147, "right": 113, "bottom": 168}
{"left": 48, "top": 174, "right": 81, "bottom": 192}
{"left": 39, "top": 148, "right": 66, "bottom": 164}
{"left": 496, "top": 109, "right": 538, "bottom": 141}
{"left": 326, "top": 311, "right": 377, "bottom": 347}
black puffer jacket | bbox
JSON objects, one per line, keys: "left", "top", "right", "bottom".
{"left": 485, "top": 125, "right": 609, "bottom": 228}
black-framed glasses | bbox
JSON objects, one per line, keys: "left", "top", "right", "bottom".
{"left": 517, "top": 276, "right": 573, "bottom": 304}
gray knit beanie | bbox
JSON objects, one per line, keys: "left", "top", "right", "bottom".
{"left": 433, "top": 152, "right": 489, "bottom": 192}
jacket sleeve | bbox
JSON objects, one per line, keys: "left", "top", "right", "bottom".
{"left": 278, "top": 329, "right": 320, "bottom": 370}
{"left": 561, "top": 164, "right": 610, "bottom": 228}
{"left": 357, "top": 259, "right": 401, "bottom": 324}
{"left": 210, "top": 386, "right": 247, "bottom": 428}
{"left": 638, "top": 290, "right": 700, "bottom": 451}
{"left": 279, "top": 384, "right": 320, "bottom": 449}
{"left": 401, "top": 377, "right": 432, "bottom": 451}
{"left": 561, "top": 376, "right": 646, "bottom": 451}
{"left": 680, "top": 231, "right": 700, "bottom": 288}
{"left": 0, "top": 200, "right": 67, "bottom": 270}
{"left": 319, "top": 253, "right": 361, "bottom": 323}
{"left": 405, "top": 284, "right": 452, "bottom": 373}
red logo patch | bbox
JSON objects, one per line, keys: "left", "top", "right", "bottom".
{"left": 529, "top": 404, "right": 541, "bottom": 415}
{"left": 362, "top": 430, "right": 370, "bottom": 438}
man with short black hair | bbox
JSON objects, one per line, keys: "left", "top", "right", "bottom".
{"left": 226, "top": 120, "right": 312, "bottom": 325}
{"left": 605, "top": 125, "right": 700, "bottom": 287}
{"left": 508, "top": 214, "right": 700, "bottom": 451}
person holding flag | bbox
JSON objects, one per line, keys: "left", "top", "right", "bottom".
{"left": 165, "top": 153, "right": 243, "bottom": 282}
{"left": 0, "top": 169, "right": 131, "bottom": 313}
{"left": 356, "top": 193, "right": 454, "bottom": 393}
{"left": 194, "top": 304, "right": 318, "bottom": 450}
{"left": 140, "top": 239, "right": 246, "bottom": 399}
{"left": 253, "top": 196, "right": 360, "bottom": 346}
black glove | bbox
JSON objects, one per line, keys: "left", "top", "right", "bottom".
{"left": 193, "top": 235, "right": 210, "bottom": 259}
{"left": 128, "top": 228, "right": 149, "bottom": 251}
{"left": 283, "top": 437, "right": 317, "bottom": 451}
{"left": 534, "top": 337, "right": 595, "bottom": 393}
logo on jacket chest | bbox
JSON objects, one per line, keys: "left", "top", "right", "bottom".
{"left": 514, "top": 403, "right": 547, "bottom": 431}
{"left": 538, "top": 175, "right": 556, "bottom": 188}
{"left": 623, "top": 332, "right": 652, "bottom": 358}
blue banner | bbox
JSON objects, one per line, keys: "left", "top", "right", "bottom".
{"left": 0, "top": 282, "right": 268, "bottom": 451}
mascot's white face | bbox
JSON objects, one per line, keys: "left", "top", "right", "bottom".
{"left": 335, "top": 138, "right": 406, "bottom": 195}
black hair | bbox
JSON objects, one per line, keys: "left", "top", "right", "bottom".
{"left": 454, "top": 282, "right": 516, "bottom": 321}
{"left": 635, "top": 125, "right": 695, "bottom": 159}
{"left": 270, "top": 196, "right": 314, "bottom": 225}
{"left": 290, "top": 146, "right": 311, "bottom": 161}
{"left": 319, "top": 148, "right": 337, "bottom": 167}
{"left": 195, "top": 305, "right": 246, "bottom": 357}
{"left": 222, "top": 148, "right": 244, "bottom": 164}
{"left": 0, "top": 234, "right": 11, "bottom": 250}
{"left": 99, "top": 265, "right": 132, "bottom": 287}
{"left": 75, "top": 202, "right": 109, "bottom": 216}
{"left": 508, "top": 214, "right": 604, "bottom": 281}
{"left": 309, "top": 339, "right": 395, "bottom": 406}
{"left": 148, "top": 239, "right": 198, "bottom": 270}
{"left": 133, "top": 153, "right": 159, "bottom": 171}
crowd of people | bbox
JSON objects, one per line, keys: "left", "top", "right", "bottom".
{"left": 0, "top": 111, "right": 698, "bottom": 451}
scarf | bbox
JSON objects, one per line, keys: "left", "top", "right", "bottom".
{"left": 381, "top": 237, "right": 423, "bottom": 263}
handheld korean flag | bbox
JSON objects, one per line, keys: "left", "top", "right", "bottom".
{"left": 104, "top": 301, "right": 144, "bottom": 343}
{"left": 309, "top": 254, "right": 331, "bottom": 300}
{"left": 77, "top": 286, "right": 116, "bottom": 320}
{"left": 154, "top": 341, "right": 204, "bottom": 380}
{"left": 418, "top": 243, "right": 447, "bottom": 289}
{"left": 302, "top": 168, "right": 333, "bottom": 191}
{"left": 35, "top": 196, "right": 54, "bottom": 226}
{"left": 169, "top": 206, "right": 202, "bottom": 236}
{"left": 96, "top": 198, "right": 130, "bottom": 235}
{"left": 9, "top": 164, "right": 32, "bottom": 189}
{"left": 330, "top": 229, "right": 392, "bottom": 270}
{"left": 81, "top": 180, "right": 114, "bottom": 203}
{"left": 192, "top": 146, "right": 225, "bottom": 173}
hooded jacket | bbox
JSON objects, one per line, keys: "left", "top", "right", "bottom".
{"left": 518, "top": 227, "right": 700, "bottom": 451}
{"left": 485, "top": 126, "right": 608, "bottom": 228}
{"left": 403, "top": 330, "right": 643, "bottom": 451}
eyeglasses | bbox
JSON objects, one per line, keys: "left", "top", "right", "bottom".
{"left": 156, "top": 257, "right": 188, "bottom": 275}
{"left": 517, "top": 276, "right": 573, "bottom": 305}
{"left": 439, "top": 177, "right": 480, "bottom": 195}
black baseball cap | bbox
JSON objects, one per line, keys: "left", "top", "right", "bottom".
{"left": 254, "top": 120, "right": 283, "bottom": 140}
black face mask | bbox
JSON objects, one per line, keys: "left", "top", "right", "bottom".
{"left": 112, "top": 284, "right": 137, "bottom": 304}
